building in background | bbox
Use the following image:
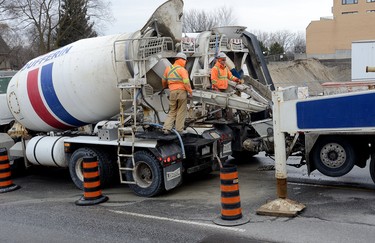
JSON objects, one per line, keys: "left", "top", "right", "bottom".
{"left": 306, "top": 0, "right": 375, "bottom": 59}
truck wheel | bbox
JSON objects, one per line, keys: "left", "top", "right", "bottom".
{"left": 370, "top": 153, "right": 375, "bottom": 184}
{"left": 125, "top": 151, "right": 164, "bottom": 197}
{"left": 69, "top": 147, "right": 117, "bottom": 190}
{"left": 312, "top": 137, "right": 355, "bottom": 177}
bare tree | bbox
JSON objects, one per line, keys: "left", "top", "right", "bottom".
{"left": 0, "top": 0, "right": 59, "bottom": 54}
{"left": 183, "top": 6, "right": 237, "bottom": 32}
{"left": 0, "top": 23, "right": 32, "bottom": 69}
{"left": 292, "top": 31, "right": 306, "bottom": 53}
{"left": 250, "top": 30, "right": 271, "bottom": 47}
{"left": 269, "top": 30, "right": 296, "bottom": 53}
{"left": 0, "top": 0, "right": 113, "bottom": 55}
{"left": 251, "top": 29, "right": 306, "bottom": 55}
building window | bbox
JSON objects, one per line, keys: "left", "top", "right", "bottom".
{"left": 367, "top": 10, "right": 375, "bottom": 12}
{"left": 367, "top": 0, "right": 375, "bottom": 3}
{"left": 342, "top": 0, "right": 358, "bottom": 4}
{"left": 342, "top": 11, "right": 358, "bottom": 14}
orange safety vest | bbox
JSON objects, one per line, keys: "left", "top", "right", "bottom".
{"left": 211, "top": 62, "right": 237, "bottom": 90}
{"left": 162, "top": 60, "right": 192, "bottom": 94}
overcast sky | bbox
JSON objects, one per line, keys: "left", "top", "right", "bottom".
{"left": 104, "top": 0, "right": 333, "bottom": 35}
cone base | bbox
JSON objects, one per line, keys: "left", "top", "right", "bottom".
{"left": 0, "top": 184, "right": 20, "bottom": 193}
{"left": 213, "top": 215, "right": 250, "bottom": 226}
{"left": 75, "top": 195, "right": 108, "bottom": 206}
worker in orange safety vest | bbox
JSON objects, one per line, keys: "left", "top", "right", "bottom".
{"left": 210, "top": 52, "right": 244, "bottom": 121}
{"left": 162, "top": 52, "right": 193, "bottom": 135}
{"left": 210, "top": 52, "right": 243, "bottom": 91}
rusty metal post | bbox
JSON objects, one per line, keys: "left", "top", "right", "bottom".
{"left": 256, "top": 87, "right": 305, "bottom": 217}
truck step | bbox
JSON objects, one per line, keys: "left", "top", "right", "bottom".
{"left": 119, "top": 172, "right": 136, "bottom": 185}
{"left": 120, "top": 180, "right": 137, "bottom": 185}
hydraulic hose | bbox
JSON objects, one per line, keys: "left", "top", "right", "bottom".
{"left": 143, "top": 123, "right": 186, "bottom": 159}
{"left": 159, "top": 88, "right": 170, "bottom": 114}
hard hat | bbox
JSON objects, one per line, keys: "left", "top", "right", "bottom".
{"left": 175, "top": 52, "right": 187, "bottom": 60}
{"left": 217, "top": 52, "right": 226, "bottom": 59}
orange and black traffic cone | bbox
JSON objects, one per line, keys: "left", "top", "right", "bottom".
{"left": 213, "top": 164, "right": 249, "bottom": 226}
{"left": 0, "top": 148, "right": 20, "bottom": 193}
{"left": 75, "top": 156, "right": 108, "bottom": 206}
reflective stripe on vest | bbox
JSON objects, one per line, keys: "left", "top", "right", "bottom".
{"left": 214, "top": 66, "right": 229, "bottom": 81}
{"left": 213, "top": 66, "right": 228, "bottom": 90}
{"left": 167, "top": 65, "right": 183, "bottom": 82}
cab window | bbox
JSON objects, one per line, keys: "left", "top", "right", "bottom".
{"left": 0, "top": 77, "right": 11, "bottom": 94}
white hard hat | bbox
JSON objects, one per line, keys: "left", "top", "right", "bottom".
{"left": 217, "top": 52, "right": 226, "bottom": 59}
{"left": 175, "top": 52, "right": 187, "bottom": 60}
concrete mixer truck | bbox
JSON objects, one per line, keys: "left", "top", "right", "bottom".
{"left": 0, "top": 0, "right": 277, "bottom": 197}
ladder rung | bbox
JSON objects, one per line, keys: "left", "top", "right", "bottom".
{"left": 118, "top": 127, "right": 134, "bottom": 131}
{"left": 118, "top": 154, "right": 133, "bottom": 157}
{"left": 120, "top": 181, "right": 137, "bottom": 185}
{"left": 119, "top": 168, "right": 134, "bottom": 171}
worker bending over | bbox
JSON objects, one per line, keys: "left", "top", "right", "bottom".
{"left": 210, "top": 52, "right": 243, "bottom": 121}
{"left": 211, "top": 52, "right": 243, "bottom": 92}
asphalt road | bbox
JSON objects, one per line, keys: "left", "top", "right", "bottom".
{"left": 1, "top": 154, "right": 375, "bottom": 243}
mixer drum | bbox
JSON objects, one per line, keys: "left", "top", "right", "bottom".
{"left": 7, "top": 33, "right": 134, "bottom": 132}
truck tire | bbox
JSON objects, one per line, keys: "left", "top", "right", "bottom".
{"left": 370, "top": 153, "right": 375, "bottom": 184}
{"left": 312, "top": 137, "right": 356, "bottom": 177}
{"left": 69, "top": 147, "right": 117, "bottom": 190}
{"left": 125, "top": 151, "right": 164, "bottom": 197}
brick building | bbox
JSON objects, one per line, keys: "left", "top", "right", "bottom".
{"left": 306, "top": 0, "right": 375, "bottom": 59}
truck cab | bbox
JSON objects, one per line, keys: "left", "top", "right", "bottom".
{"left": 0, "top": 71, "right": 16, "bottom": 131}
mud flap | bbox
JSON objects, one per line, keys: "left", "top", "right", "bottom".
{"left": 163, "top": 162, "right": 182, "bottom": 191}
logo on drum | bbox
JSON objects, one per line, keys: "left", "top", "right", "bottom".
{"left": 27, "top": 62, "right": 86, "bottom": 129}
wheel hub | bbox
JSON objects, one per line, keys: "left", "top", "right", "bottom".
{"left": 134, "top": 162, "right": 153, "bottom": 188}
{"left": 320, "top": 143, "right": 346, "bottom": 168}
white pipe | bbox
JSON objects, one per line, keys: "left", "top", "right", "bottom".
{"left": 272, "top": 88, "right": 287, "bottom": 179}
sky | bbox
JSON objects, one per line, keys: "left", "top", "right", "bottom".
{"left": 104, "top": 0, "right": 333, "bottom": 35}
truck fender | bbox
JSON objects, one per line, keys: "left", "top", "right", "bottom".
{"left": 304, "top": 133, "right": 320, "bottom": 174}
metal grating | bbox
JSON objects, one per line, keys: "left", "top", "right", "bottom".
{"left": 138, "top": 37, "right": 174, "bottom": 59}
{"left": 229, "top": 39, "right": 244, "bottom": 51}
{"left": 181, "top": 37, "right": 196, "bottom": 53}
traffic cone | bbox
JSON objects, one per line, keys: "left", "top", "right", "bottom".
{"left": 75, "top": 156, "right": 108, "bottom": 206}
{"left": 213, "top": 164, "right": 249, "bottom": 226}
{"left": 0, "top": 148, "right": 20, "bottom": 193}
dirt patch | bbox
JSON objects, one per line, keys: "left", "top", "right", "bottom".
{"left": 268, "top": 59, "right": 351, "bottom": 95}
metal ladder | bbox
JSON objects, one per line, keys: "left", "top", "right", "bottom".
{"left": 116, "top": 62, "right": 147, "bottom": 184}
{"left": 117, "top": 79, "right": 147, "bottom": 184}
{"left": 114, "top": 36, "right": 173, "bottom": 184}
